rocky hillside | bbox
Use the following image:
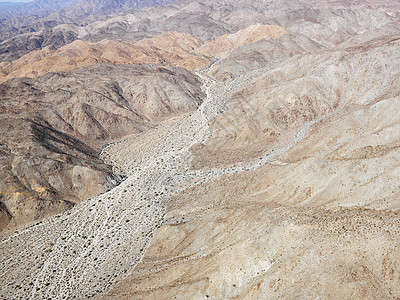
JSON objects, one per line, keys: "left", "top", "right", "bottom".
{"left": 198, "top": 24, "right": 323, "bottom": 81}
{"left": 0, "top": 64, "right": 204, "bottom": 232}
{"left": 2, "top": 0, "right": 398, "bottom": 63}
{"left": 0, "top": 0, "right": 179, "bottom": 39}
{"left": 1, "top": 0, "right": 400, "bottom": 299}
{"left": 0, "top": 0, "right": 180, "bottom": 61}
{"left": 0, "top": 32, "right": 207, "bottom": 83}
{"left": 101, "top": 30, "right": 400, "bottom": 299}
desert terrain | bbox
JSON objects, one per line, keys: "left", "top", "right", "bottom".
{"left": 1, "top": 0, "right": 400, "bottom": 299}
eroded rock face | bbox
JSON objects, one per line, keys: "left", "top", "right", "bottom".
{"left": 0, "top": 63, "right": 204, "bottom": 231}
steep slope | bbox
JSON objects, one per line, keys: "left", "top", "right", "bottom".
{"left": 192, "top": 36, "right": 400, "bottom": 168}
{"left": 0, "top": 63, "right": 204, "bottom": 232}
{"left": 0, "top": 32, "right": 208, "bottom": 83}
{"left": 0, "top": 29, "right": 78, "bottom": 63}
{"left": 196, "top": 24, "right": 291, "bottom": 58}
{"left": 196, "top": 24, "right": 323, "bottom": 81}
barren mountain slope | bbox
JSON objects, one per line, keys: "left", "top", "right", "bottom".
{"left": 0, "top": 63, "right": 204, "bottom": 232}
{"left": 197, "top": 24, "right": 324, "bottom": 81}
{"left": 0, "top": 29, "right": 78, "bottom": 63}
{"left": 196, "top": 25, "right": 291, "bottom": 58}
{"left": 0, "top": 0, "right": 79, "bottom": 20}
{"left": 0, "top": 0, "right": 180, "bottom": 40}
{"left": 103, "top": 37, "right": 400, "bottom": 299}
{"left": 1, "top": 0, "right": 398, "bottom": 64}
{"left": 192, "top": 36, "right": 400, "bottom": 168}
{"left": 105, "top": 208, "right": 400, "bottom": 299}
{"left": 84, "top": 0, "right": 399, "bottom": 45}
{"left": 1, "top": 0, "right": 400, "bottom": 299}
{"left": 0, "top": 32, "right": 208, "bottom": 83}
{"left": 0, "top": 0, "right": 183, "bottom": 62}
